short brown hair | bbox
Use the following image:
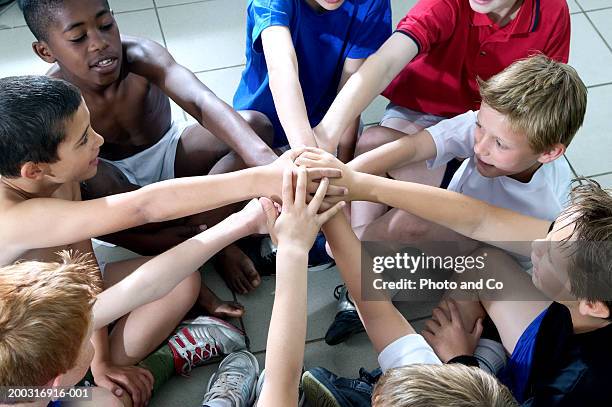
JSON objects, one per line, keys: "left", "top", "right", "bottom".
{"left": 559, "top": 179, "right": 612, "bottom": 319}
{"left": 478, "top": 55, "right": 587, "bottom": 153}
{"left": 0, "top": 251, "right": 101, "bottom": 386}
{"left": 372, "top": 364, "right": 518, "bottom": 407}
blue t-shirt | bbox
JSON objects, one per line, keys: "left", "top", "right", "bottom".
{"left": 234, "top": 0, "right": 391, "bottom": 146}
{"left": 499, "top": 308, "right": 549, "bottom": 402}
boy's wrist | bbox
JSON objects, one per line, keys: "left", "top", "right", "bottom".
{"left": 276, "top": 240, "right": 311, "bottom": 258}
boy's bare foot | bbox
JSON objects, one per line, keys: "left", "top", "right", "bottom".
{"left": 199, "top": 283, "right": 246, "bottom": 318}
{"left": 215, "top": 244, "right": 262, "bottom": 295}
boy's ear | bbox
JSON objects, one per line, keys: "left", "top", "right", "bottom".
{"left": 32, "top": 41, "right": 56, "bottom": 64}
{"left": 20, "top": 162, "right": 46, "bottom": 180}
{"left": 537, "top": 143, "right": 566, "bottom": 164}
{"left": 578, "top": 300, "right": 610, "bottom": 319}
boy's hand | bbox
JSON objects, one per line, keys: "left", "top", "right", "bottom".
{"left": 91, "top": 362, "right": 154, "bottom": 407}
{"left": 294, "top": 147, "right": 358, "bottom": 200}
{"left": 265, "top": 168, "right": 345, "bottom": 251}
{"left": 266, "top": 148, "right": 346, "bottom": 202}
{"left": 237, "top": 198, "right": 281, "bottom": 236}
{"left": 422, "top": 299, "right": 483, "bottom": 363}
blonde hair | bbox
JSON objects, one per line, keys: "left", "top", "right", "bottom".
{"left": 372, "top": 364, "right": 518, "bottom": 407}
{"left": 0, "top": 251, "right": 101, "bottom": 386}
{"left": 478, "top": 54, "right": 587, "bottom": 153}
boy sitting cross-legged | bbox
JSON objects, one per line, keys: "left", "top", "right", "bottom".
{"left": 0, "top": 198, "right": 278, "bottom": 407}
{"left": 19, "top": 0, "right": 280, "bottom": 294}
{"left": 0, "top": 76, "right": 342, "bottom": 406}
{"left": 326, "top": 55, "right": 588, "bottom": 345}
{"left": 296, "top": 149, "right": 612, "bottom": 405}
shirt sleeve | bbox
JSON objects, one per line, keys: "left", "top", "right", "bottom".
{"left": 250, "top": 0, "right": 295, "bottom": 53}
{"left": 346, "top": 0, "right": 392, "bottom": 59}
{"left": 426, "top": 111, "right": 477, "bottom": 169}
{"left": 395, "top": 0, "right": 459, "bottom": 54}
{"left": 378, "top": 334, "right": 442, "bottom": 373}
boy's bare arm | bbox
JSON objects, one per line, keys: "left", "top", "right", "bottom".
{"left": 93, "top": 201, "right": 260, "bottom": 328}
{"left": 322, "top": 213, "right": 415, "bottom": 353}
{"left": 0, "top": 153, "right": 339, "bottom": 255}
{"left": 296, "top": 149, "right": 551, "bottom": 256}
{"left": 348, "top": 129, "right": 437, "bottom": 175}
{"left": 260, "top": 26, "right": 317, "bottom": 148}
{"left": 314, "top": 33, "right": 419, "bottom": 151}
{"left": 334, "top": 57, "right": 364, "bottom": 161}
{"left": 124, "top": 36, "right": 277, "bottom": 167}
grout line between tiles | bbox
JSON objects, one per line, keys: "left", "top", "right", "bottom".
{"left": 586, "top": 171, "right": 612, "bottom": 178}
{"left": 156, "top": 0, "right": 217, "bottom": 10}
{"left": 194, "top": 64, "right": 246, "bottom": 75}
{"left": 587, "top": 81, "right": 612, "bottom": 89}
{"left": 581, "top": 8, "right": 612, "bottom": 54}
{"left": 151, "top": 0, "right": 169, "bottom": 48}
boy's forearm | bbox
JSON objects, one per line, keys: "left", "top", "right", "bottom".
{"left": 91, "top": 326, "right": 112, "bottom": 365}
{"left": 353, "top": 173, "right": 548, "bottom": 247}
{"left": 196, "top": 91, "right": 278, "bottom": 167}
{"left": 94, "top": 213, "right": 251, "bottom": 329}
{"left": 138, "top": 166, "right": 269, "bottom": 223}
{"left": 316, "top": 33, "right": 419, "bottom": 149}
{"left": 262, "top": 244, "right": 308, "bottom": 400}
{"left": 322, "top": 214, "right": 414, "bottom": 353}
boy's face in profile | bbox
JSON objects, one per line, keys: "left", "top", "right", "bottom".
{"left": 305, "top": 0, "right": 346, "bottom": 12}
{"left": 530, "top": 215, "right": 574, "bottom": 301}
{"left": 57, "top": 318, "right": 95, "bottom": 387}
{"left": 47, "top": 100, "right": 104, "bottom": 183}
{"left": 472, "top": 103, "right": 550, "bottom": 179}
{"left": 36, "top": 0, "right": 122, "bottom": 88}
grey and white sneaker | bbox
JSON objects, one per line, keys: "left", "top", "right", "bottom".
{"left": 324, "top": 284, "right": 365, "bottom": 345}
{"left": 168, "top": 316, "right": 247, "bottom": 375}
{"left": 202, "top": 350, "right": 260, "bottom": 407}
{"left": 254, "top": 367, "right": 306, "bottom": 406}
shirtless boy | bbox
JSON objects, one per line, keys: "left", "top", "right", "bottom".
{"left": 0, "top": 76, "right": 340, "bottom": 405}
{"left": 19, "top": 0, "right": 280, "bottom": 293}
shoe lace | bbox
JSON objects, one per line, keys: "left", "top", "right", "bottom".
{"left": 333, "top": 284, "right": 344, "bottom": 300}
{"left": 206, "top": 371, "right": 247, "bottom": 404}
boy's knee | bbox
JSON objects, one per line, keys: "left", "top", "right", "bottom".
{"left": 239, "top": 110, "right": 274, "bottom": 146}
{"left": 355, "top": 126, "right": 391, "bottom": 156}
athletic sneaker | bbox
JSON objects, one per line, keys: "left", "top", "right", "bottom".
{"left": 202, "top": 350, "right": 259, "bottom": 406}
{"left": 308, "top": 233, "right": 335, "bottom": 271}
{"left": 254, "top": 367, "right": 306, "bottom": 406}
{"left": 168, "top": 316, "right": 247, "bottom": 375}
{"left": 301, "top": 367, "right": 380, "bottom": 407}
{"left": 324, "top": 285, "right": 365, "bottom": 345}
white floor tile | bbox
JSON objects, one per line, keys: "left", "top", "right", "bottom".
{"left": 196, "top": 65, "right": 244, "bottom": 106}
{"left": 567, "top": 0, "right": 581, "bottom": 13}
{"left": 236, "top": 266, "right": 344, "bottom": 353}
{"left": 569, "top": 13, "right": 612, "bottom": 86}
{"left": 158, "top": 0, "right": 247, "bottom": 73}
{"left": 592, "top": 172, "right": 612, "bottom": 188}
{"left": 391, "top": 0, "right": 418, "bottom": 26}
{"left": 0, "top": 26, "right": 49, "bottom": 77}
{"left": 155, "top": 0, "right": 203, "bottom": 7}
{"left": 588, "top": 8, "right": 612, "bottom": 46}
{"left": 109, "top": 0, "right": 154, "bottom": 13}
{"left": 576, "top": 0, "right": 612, "bottom": 11}
{"left": 0, "top": 2, "right": 25, "bottom": 30}
{"left": 565, "top": 84, "right": 612, "bottom": 176}
{"left": 115, "top": 9, "right": 164, "bottom": 45}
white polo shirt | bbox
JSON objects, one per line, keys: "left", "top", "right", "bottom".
{"left": 378, "top": 334, "right": 442, "bottom": 372}
{"left": 426, "top": 111, "right": 572, "bottom": 221}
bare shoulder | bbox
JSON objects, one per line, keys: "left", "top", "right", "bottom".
{"left": 123, "top": 34, "right": 173, "bottom": 67}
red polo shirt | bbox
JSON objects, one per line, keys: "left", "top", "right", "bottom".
{"left": 382, "top": 0, "right": 570, "bottom": 118}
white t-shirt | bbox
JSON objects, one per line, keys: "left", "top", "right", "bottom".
{"left": 426, "top": 111, "right": 572, "bottom": 221}
{"left": 378, "top": 334, "right": 442, "bottom": 372}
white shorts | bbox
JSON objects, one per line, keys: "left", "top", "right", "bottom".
{"left": 380, "top": 103, "right": 446, "bottom": 129}
{"left": 100, "top": 121, "right": 191, "bottom": 186}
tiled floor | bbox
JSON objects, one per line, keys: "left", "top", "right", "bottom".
{"left": 1, "top": 0, "right": 611, "bottom": 406}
